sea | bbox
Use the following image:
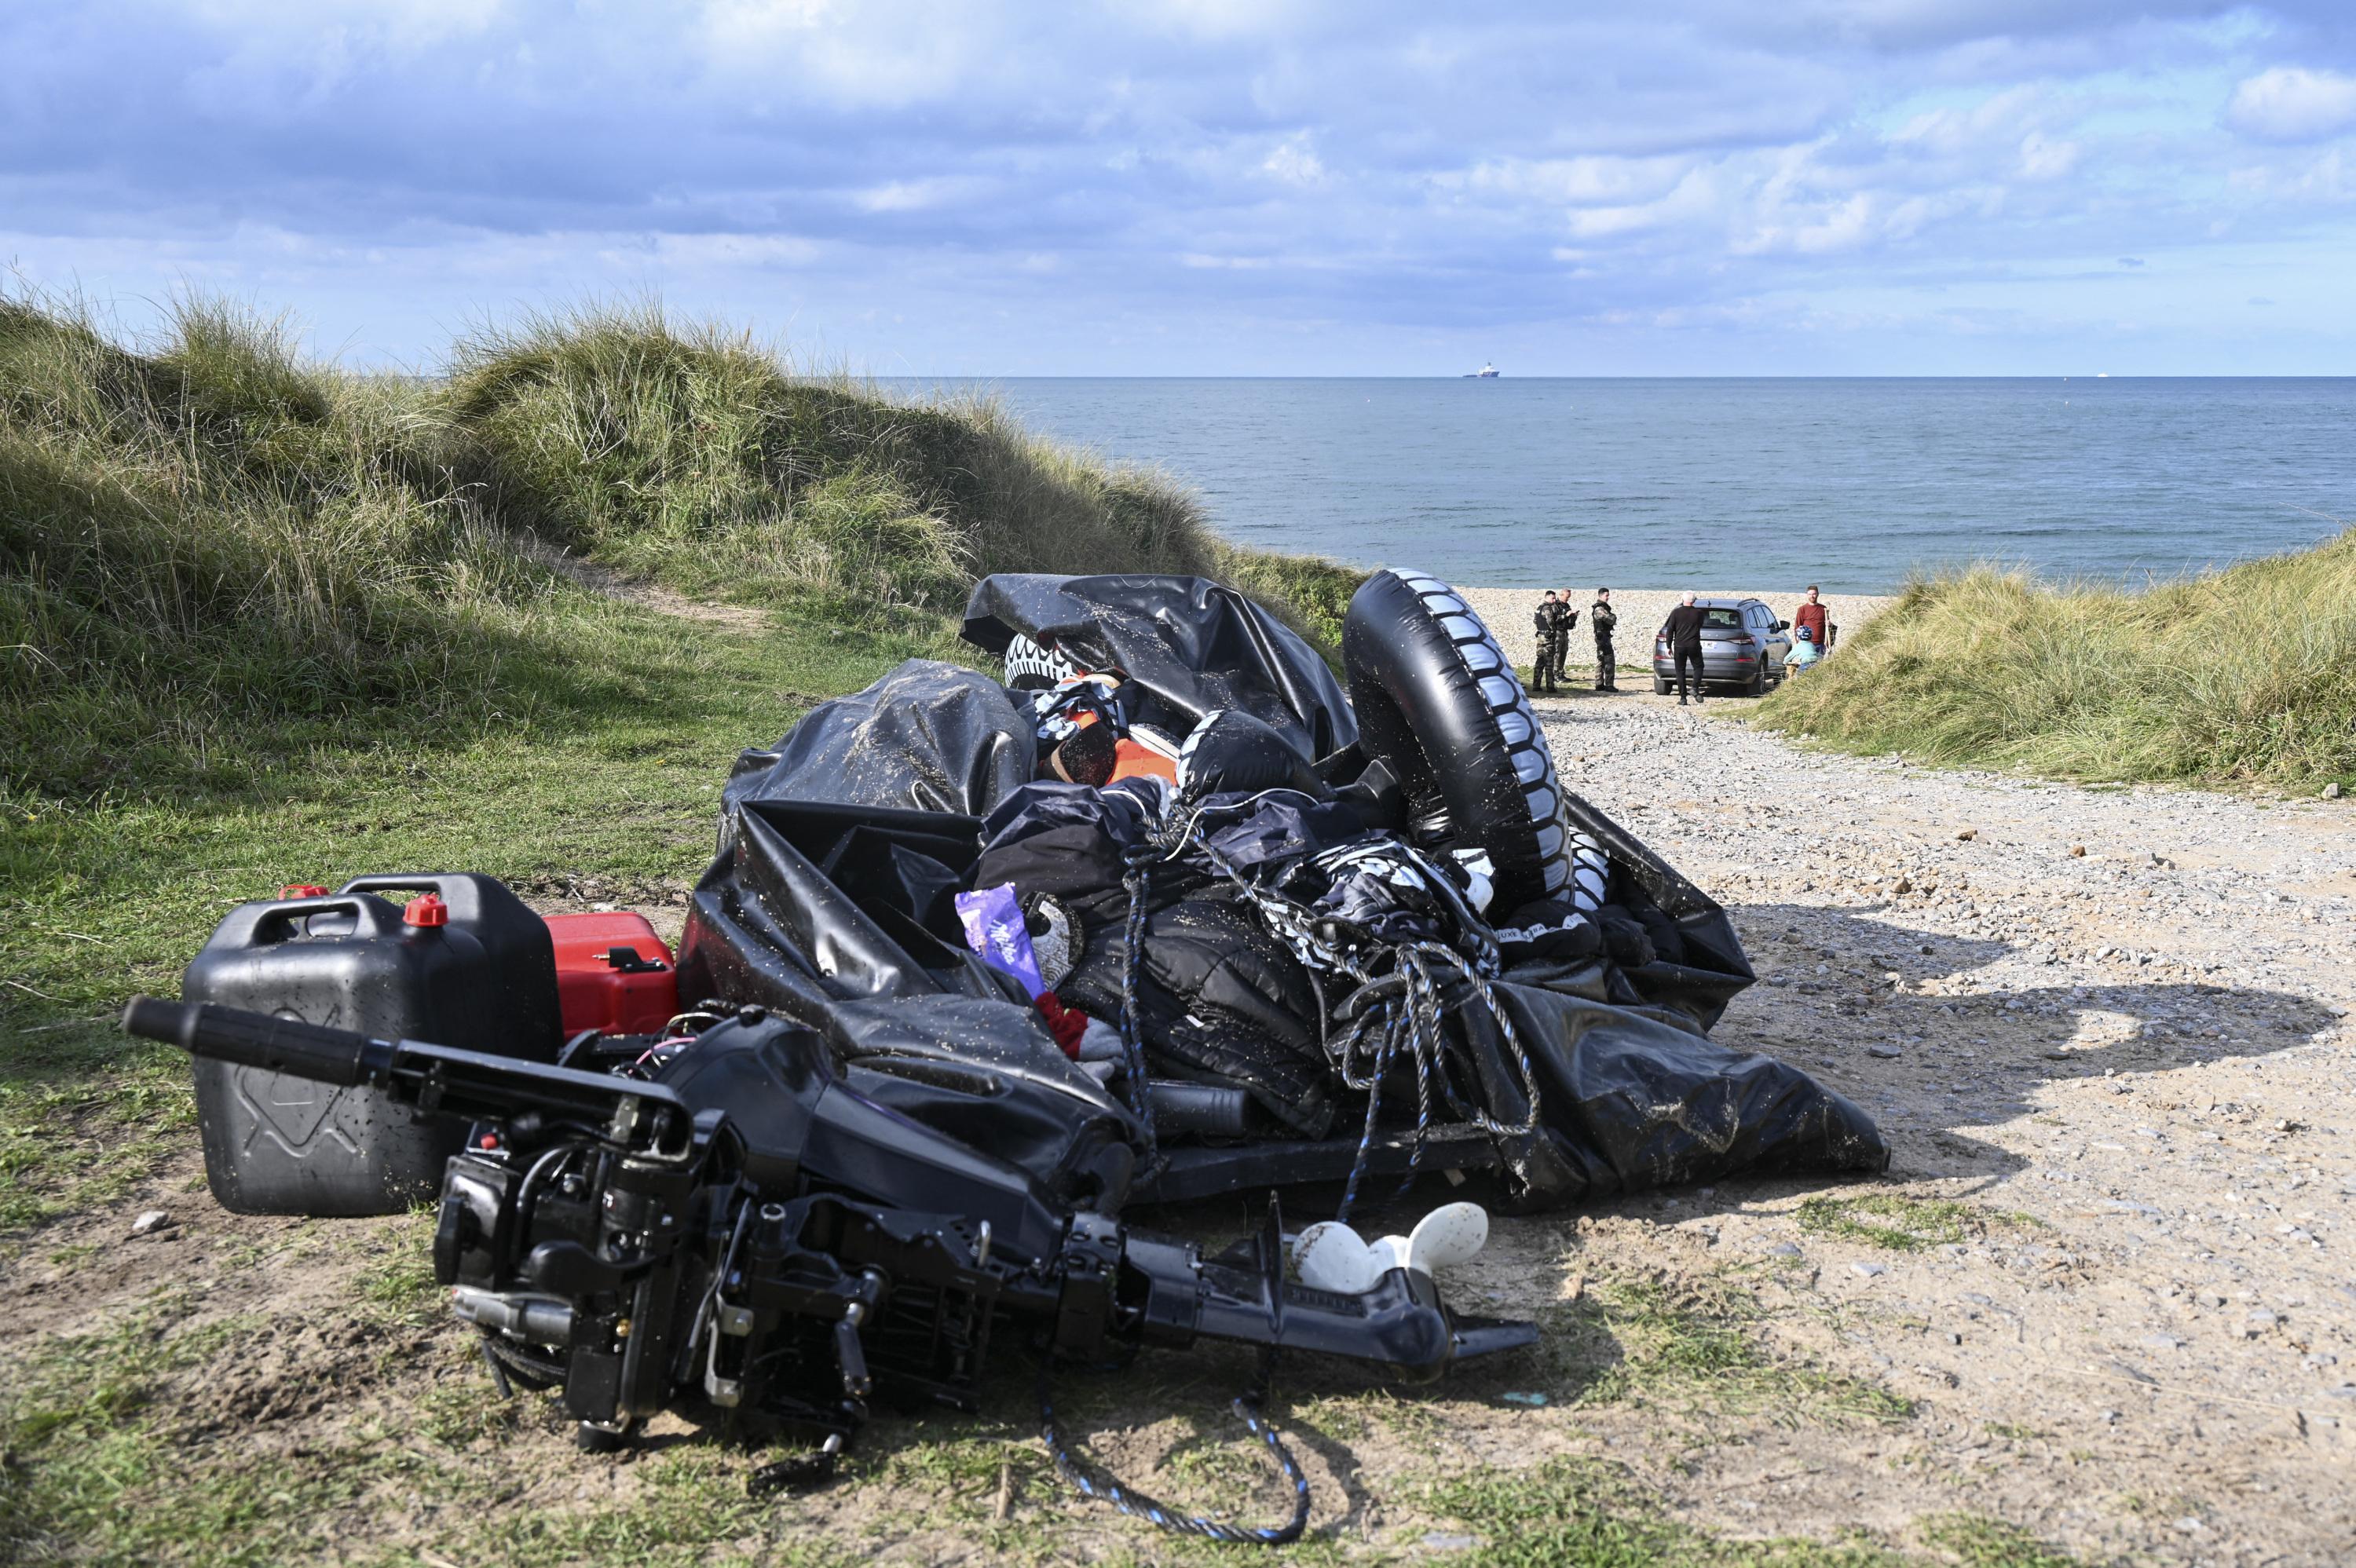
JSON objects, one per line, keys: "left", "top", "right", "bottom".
{"left": 895, "top": 378, "right": 2356, "bottom": 592}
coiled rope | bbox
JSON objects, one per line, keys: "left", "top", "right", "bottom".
{"left": 1108, "top": 788, "right": 1549, "bottom": 1227}
{"left": 1038, "top": 1350, "right": 1309, "bottom": 1546}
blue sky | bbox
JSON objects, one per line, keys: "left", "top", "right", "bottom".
{"left": 5, "top": 2, "right": 2354, "bottom": 373}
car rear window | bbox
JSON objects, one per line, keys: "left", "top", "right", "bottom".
{"left": 1702, "top": 609, "right": 1743, "bottom": 630}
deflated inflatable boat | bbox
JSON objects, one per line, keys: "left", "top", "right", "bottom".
{"left": 689, "top": 568, "right": 1887, "bottom": 1212}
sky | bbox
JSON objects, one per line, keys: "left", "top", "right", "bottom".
{"left": 4, "top": 1, "right": 2355, "bottom": 375}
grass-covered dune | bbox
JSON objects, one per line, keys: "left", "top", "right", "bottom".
{"left": 1, "top": 292, "right": 1357, "bottom": 799}
{"left": 1757, "top": 542, "right": 2356, "bottom": 795}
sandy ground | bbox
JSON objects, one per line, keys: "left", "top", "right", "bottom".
{"left": 1458, "top": 587, "right": 1892, "bottom": 684}
{"left": 1492, "top": 682, "right": 2356, "bottom": 1563}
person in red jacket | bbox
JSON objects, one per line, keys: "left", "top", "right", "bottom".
{"left": 1793, "top": 585, "right": 1833, "bottom": 653}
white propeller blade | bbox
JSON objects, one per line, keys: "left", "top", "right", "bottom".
{"left": 1290, "top": 1203, "right": 1491, "bottom": 1294}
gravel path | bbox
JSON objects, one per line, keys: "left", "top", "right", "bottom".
{"left": 1502, "top": 682, "right": 2356, "bottom": 1563}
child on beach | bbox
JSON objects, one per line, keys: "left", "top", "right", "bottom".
{"left": 1787, "top": 623, "right": 1823, "bottom": 672}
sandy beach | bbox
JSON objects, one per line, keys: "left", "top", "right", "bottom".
{"left": 1458, "top": 587, "right": 1894, "bottom": 682}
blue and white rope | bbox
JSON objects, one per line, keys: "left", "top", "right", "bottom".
{"left": 1037, "top": 1358, "right": 1310, "bottom": 1546}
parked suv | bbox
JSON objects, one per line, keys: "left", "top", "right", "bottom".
{"left": 1651, "top": 598, "right": 1792, "bottom": 696}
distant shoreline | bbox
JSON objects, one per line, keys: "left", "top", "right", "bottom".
{"left": 1454, "top": 587, "right": 1892, "bottom": 667}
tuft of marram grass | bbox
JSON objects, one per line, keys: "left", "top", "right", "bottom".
{"left": 2, "top": 289, "right": 544, "bottom": 797}
{"left": 1758, "top": 543, "right": 2356, "bottom": 795}
{"left": 2, "top": 291, "right": 1352, "bottom": 797}
{"left": 441, "top": 302, "right": 1268, "bottom": 613}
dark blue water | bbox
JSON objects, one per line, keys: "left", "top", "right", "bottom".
{"left": 899, "top": 378, "right": 2355, "bottom": 590}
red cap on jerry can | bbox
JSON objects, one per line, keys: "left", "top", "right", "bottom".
{"left": 403, "top": 893, "right": 450, "bottom": 928}
{"left": 280, "top": 884, "right": 329, "bottom": 898}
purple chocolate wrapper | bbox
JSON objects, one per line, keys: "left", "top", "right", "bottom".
{"left": 954, "top": 881, "right": 1046, "bottom": 999}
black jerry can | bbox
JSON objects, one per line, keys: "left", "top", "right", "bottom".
{"left": 183, "top": 891, "right": 493, "bottom": 1215}
{"left": 335, "top": 874, "right": 562, "bottom": 1062}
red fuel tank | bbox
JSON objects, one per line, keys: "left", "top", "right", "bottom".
{"left": 543, "top": 912, "right": 679, "bottom": 1036}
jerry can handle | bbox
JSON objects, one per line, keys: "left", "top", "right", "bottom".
{"left": 211, "top": 894, "right": 401, "bottom": 950}
{"left": 338, "top": 873, "right": 470, "bottom": 901}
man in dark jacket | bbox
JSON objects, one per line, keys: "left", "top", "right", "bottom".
{"left": 1590, "top": 588, "right": 1619, "bottom": 692}
{"left": 1661, "top": 593, "right": 1707, "bottom": 705}
{"left": 1531, "top": 591, "right": 1561, "bottom": 693}
{"left": 1550, "top": 588, "right": 1578, "bottom": 689}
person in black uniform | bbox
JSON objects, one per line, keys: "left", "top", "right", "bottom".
{"left": 1531, "top": 591, "right": 1560, "bottom": 693}
{"left": 1662, "top": 593, "right": 1707, "bottom": 705}
{"left": 1549, "top": 587, "right": 1578, "bottom": 689}
{"left": 1590, "top": 588, "right": 1619, "bottom": 692}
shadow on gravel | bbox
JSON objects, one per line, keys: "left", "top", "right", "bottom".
{"left": 1712, "top": 901, "right": 2340, "bottom": 1185}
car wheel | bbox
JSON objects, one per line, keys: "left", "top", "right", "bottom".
{"left": 1745, "top": 663, "right": 1765, "bottom": 697}
{"left": 1652, "top": 675, "right": 1671, "bottom": 695}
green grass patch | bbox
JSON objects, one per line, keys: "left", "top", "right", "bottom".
{"left": 0, "top": 589, "right": 949, "bottom": 1233}
{"left": 1542, "top": 1272, "right": 1912, "bottom": 1425}
{"left": 355, "top": 1210, "right": 444, "bottom": 1320}
{"left": 1757, "top": 552, "right": 2356, "bottom": 795}
{"left": 1795, "top": 1193, "right": 2037, "bottom": 1252}
{"left": 1425, "top": 1456, "right": 1902, "bottom": 1566}
{"left": 1915, "top": 1512, "right": 2080, "bottom": 1566}
{"left": 1424, "top": 1461, "right": 2086, "bottom": 1567}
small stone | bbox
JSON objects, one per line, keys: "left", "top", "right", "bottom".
{"left": 2325, "top": 783, "right": 2344, "bottom": 800}
{"left": 1891, "top": 875, "right": 1913, "bottom": 894}
{"left": 1849, "top": 1261, "right": 1887, "bottom": 1278}
{"left": 1421, "top": 1533, "right": 1480, "bottom": 1552}
{"left": 1868, "top": 1045, "right": 1902, "bottom": 1058}
{"left": 1955, "top": 828, "right": 1977, "bottom": 842}
{"left": 130, "top": 1209, "right": 173, "bottom": 1237}
{"left": 1918, "top": 943, "right": 1933, "bottom": 955}
{"left": 1765, "top": 1241, "right": 1803, "bottom": 1257}
{"left": 2142, "top": 1334, "right": 2183, "bottom": 1351}
{"left": 2069, "top": 844, "right": 2087, "bottom": 857}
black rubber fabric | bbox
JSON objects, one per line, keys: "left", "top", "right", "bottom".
{"left": 1341, "top": 569, "right": 1577, "bottom": 912}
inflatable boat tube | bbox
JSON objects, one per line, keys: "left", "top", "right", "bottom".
{"left": 1342, "top": 570, "right": 1608, "bottom": 914}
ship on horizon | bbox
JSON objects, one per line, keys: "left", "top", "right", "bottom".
{"left": 1464, "top": 361, "right": 1499, "bottom": 378}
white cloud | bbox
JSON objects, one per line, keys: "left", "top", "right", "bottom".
{"left": 1892, "top": 86, "right": 2040, "bottom": 157}
{"left": 1261, "top": 134, "right": 1326, "bottom": 186}
{"left": 2018, "top": 131, "right": 2081, "bottom": 181}
{"left": 640, "top": 232, "right": 821, "bottom": 267}
{"left": 853, "top": 177, "right": 981, "bottom": 214}
{"left": 2230, "top": 148, "right": 2354, "bottom": 203}
{"left": 694, "top": 0, "right": 990, "bottom": 108}
{"left": 2226, "top": 67, "right": 2356, "bottom": 144}
{"left": 1559, "top": 167, "right": 1722, "bottom": 239}
{"left": 1735, "top": 191, "right": 1875, "bottom": 256}
{"left": 1455, "top": 155, "right": 1690, "bottom": 207}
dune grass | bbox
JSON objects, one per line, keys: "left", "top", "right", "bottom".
{"left": 444, "top": 304, "right": 1231, "bottom": 607}
{"left": 1, "top": 290, "right": 1351, "bottom": 801}
{"left": 1757, "top": 541, "right": 2356, "bottom": 795}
